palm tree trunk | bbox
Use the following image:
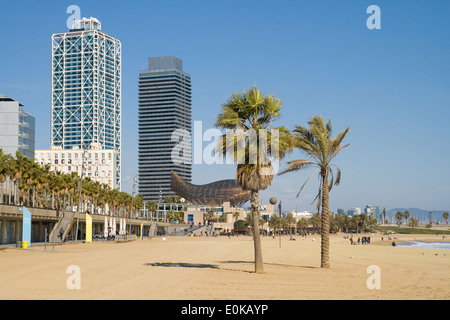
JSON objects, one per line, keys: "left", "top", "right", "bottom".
{"left": 251, "top": 190, "right": 264, "bottom": 274}
{"left": 321, "top": 170, "right": 330, "bottom": 268}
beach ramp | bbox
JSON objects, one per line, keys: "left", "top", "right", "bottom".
{"left": 148, "top": 223, "right": 157, "bottom": 237}
{"left": 49, "top": 212, "right": 76, "bottom": 243}
{"left": 184, "top": 224, "right": 213, "bottom": 236}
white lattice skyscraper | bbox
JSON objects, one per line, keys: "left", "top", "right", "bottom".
{"left": 51, "top": 17, "right": 121, "bottom": 190}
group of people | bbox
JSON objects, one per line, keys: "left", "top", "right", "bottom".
{"left": 349, "top": 235, "right": 371, "bottom": 245}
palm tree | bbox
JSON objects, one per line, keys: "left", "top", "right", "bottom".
{"left": 309, "top": 213, "right": 321, "bottom": 233}
{"left": 403, "top": 210, "right": 410, "bottom": 227}
{"left": 409, "top": 217, "right": 419, "bottom": 230}
{"left": 146, "top": 201, "right": 158, "bottom": 221}
{"left": 395, "top": 211, "right": 403, "bottom": 227}
{"left": 279, "top": 115, "right": 350, "bottom": 268}
{"left": 244, "top": 212, "right": 253, "bottom": 235}
{"left": 443, "top": 211, "right": 448, "bottom": 225}
{"left": 358, "top": 213, "right": 369, "bottom": 233}
{"left": 232, "top": 211, "right": 240, "bottom": 222}
{"left": 215, "top": 86, "right": 290, "bottom": 274}
{"left": 269, "top": 213, "right": 282, "bottom": 236}
{"left": 284, "top": 212, "right": 296, "bottom": 236}
{"left": 0, "top": 149, "right": 12, "bottom": 204}
{"left": 133, "top": 194, "right": 144, "bottom": 219}
{"left": 296, "top": 217, "right": 309, "bottom": 235}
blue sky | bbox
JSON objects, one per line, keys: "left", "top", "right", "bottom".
{"left": 1, "top": 0, "right": 449, "bottom": 212}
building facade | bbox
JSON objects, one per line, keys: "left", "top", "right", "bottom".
{"left": 35, "top": 143, "right": 117, "bottom": 190}
{"left": 50, "top": 17, "right": 121, "bottom": 189}
{"left": 138, "top": 56, "right": 192, "bottom": 202}
{"left": 0, "top": 95, "right": 35, "bottom": 159}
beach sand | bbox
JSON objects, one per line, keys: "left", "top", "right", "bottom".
{"left": 0, "top": 233, "right": 449, "bottom": 300}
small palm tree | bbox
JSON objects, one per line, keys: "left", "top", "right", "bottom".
{"left": 403, "top": 210, "right": 410, "bottom": 227}
{"left": 279, "top": 115, "right": 350, "bottom": 268}
{"left": 409, "top": 217, "right": 419, "bottom": 229}
{"left": 232, "top": 211, "right": 240, "bottom": 222}
{"left": 284, "top": 212, "right": 296, "bottom": 236}
{"left": 296, "top": 217, "right": 309, "bottom": 235}
{"left": 443, "top": 211, "right": 448, "bottom": 225}
{"left": 215, "top": 86, "right": 290, "bottom": 273}
{"left": 395, "top": 211, "right": 403, "bottom": 227}
{"left": 269, "top": 213, "right": 282, "bottom": 236}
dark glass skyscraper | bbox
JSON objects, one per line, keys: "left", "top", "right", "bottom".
{"left": 138, "top": 56, "right": 192, "bottom": 202}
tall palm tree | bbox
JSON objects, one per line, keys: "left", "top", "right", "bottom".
{"left": 403, "top": 210, "right": 410, "bottom": 227}
{"left": 279, "top": 115, "right": 350, "bottom": 268}
{"left": 215, "top": 86, "right": 290, "bottom": 273}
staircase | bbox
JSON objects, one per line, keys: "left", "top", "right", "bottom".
{"left": 181, "top": 224, "right": 214, "bottom": 236}
{"left": 49, "top": 211, "right": 76, "bottom": 243}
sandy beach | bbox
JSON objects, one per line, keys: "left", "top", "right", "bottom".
{"left": 0, "top": 233, "right": 449, "bottom": 300}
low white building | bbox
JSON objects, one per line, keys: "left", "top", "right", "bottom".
{"left": 288, "top": 210, "right": 314, "bottom": 220}
{"left": 35, "top": 143, "right": 117, "bottom": 190}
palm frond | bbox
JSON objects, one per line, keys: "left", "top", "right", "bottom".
{"left": 297, "top": 168, "right": 319, "bottom": 198}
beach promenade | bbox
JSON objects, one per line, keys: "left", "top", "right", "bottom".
{"left": 0, "top": 233, "right": 449, "bottom": 300}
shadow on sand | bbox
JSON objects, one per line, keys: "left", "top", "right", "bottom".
{"left": 217, "top": 260, "right": 316, "bottom": 269}
{"left": 145, "top": 260, "right": 316, "bottom": 272}
{"left": 145, "top": 262, "right": 219, "bottom": 269}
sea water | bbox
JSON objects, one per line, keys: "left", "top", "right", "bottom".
{"left": 397, "top": 241, "right": 450, "bottom": 249}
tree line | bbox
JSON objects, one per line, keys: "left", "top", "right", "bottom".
{"left": 0, "top": 149, "right": 145, "bottom": 218}
{"left": 233, "top": 212, "right": 378, "bottom": 236}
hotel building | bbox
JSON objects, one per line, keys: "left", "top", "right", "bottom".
{"left": 49, "top": 17, "right": 121, "bottom": 189}
{"left": 35, "top": 143, "right": 117, "bottom": 190}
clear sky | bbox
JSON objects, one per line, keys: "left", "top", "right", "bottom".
{"left": 1, "top": 0, "right": 449, "bottom": 212}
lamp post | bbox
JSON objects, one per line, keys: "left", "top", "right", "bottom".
{"left": 130, "top": 174, "right": 138, "bottom": 233}
{"left": 269, "top": 197, "right": 282, "bottom": 248}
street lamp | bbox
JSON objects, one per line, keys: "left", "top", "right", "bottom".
{"left": 269, "top": 197, "right": 282, "bottom": 248}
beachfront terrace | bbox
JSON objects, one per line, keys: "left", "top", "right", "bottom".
{"left": 0, "top": 204, "right": 186, "bottom": 245}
